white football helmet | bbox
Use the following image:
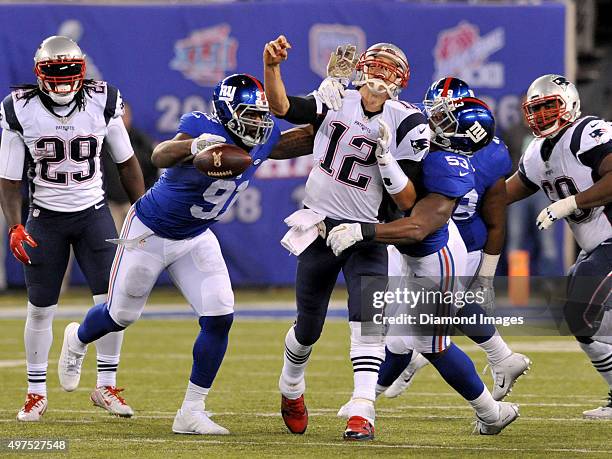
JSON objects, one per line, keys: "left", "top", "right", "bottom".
{"left": 353, "top": 43, "right": 409, "bottom": 99}
{"left": 522, "top": 74, "right": 581, "bottom": 138}
{"left": 34, "top": 36, "right": 86, "bottom": 105}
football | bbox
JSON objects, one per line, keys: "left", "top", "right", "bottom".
{"left": 193, "top": 143, "right": 252, "bottom": 179}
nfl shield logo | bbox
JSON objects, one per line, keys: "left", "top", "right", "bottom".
{"left": 170, "top": 24, "right": 238, "bottom": 87}
{"left": 309, "top": 24, "right": 366, "bottom": 79}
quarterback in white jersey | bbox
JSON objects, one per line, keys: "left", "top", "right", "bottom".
{"left": 0, "top": 36, "right": 144, "bottom": 421}
{"left": 506, "top": 74, "right": 612, "bottom": 419}
{"left": 264, "top": 36, "right": 428, "bottom": 440}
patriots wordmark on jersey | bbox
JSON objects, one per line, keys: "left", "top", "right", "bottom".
{"left": 303, "top": 89, "right": 429, "bottom": 222}
{"left": 453, "top": 137, "right": 513, "bottom": 253}
{"left": 519, "top": 116, "right": 612, "bottom": 252}
{"left": 135, "top": 111, "right": 280, "bottom": 240}
{"left": 0, "top": 82, "right": 132, "bottom": 212}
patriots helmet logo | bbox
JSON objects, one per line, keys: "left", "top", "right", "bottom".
{"left": 411, "top": 138, "right": 429, "bottom": 152}
{"left": 552, "top": 76, "right": 570, "bottom": 87}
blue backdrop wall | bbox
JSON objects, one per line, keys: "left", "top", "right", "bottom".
{"left": 0, "top": 0, "right": 566, "bottom": 286}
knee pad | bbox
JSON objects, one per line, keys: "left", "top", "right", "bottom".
{"left": 201, "top": 275, "right": 234, "bottom": 316}
{"left": 191, "top": 242, "right": 227, "bottom": 274}
{"left": 294, "top": 312, "right": 325, "bottom": 347}
{"left": 123, "top": 265, "right": 156, "bottom": 298}
{"left": 26, "top": 302, "right": 57, "bottom": 329}
{"left": 385, "top": 334, "right": 412, "bottom": 355}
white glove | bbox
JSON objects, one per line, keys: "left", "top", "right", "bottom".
{"left": 469, "top": 253, "right": 499, "bottom": 313}
{"left": 190, "top": 133, "right": 227, "bottom": 156}
{"left": 316, "top": 77, "right": 346, "bottom": 112}
{"left": 375, "top": 119, "right": 392, "bottom": 162}
{"left": 326, "top": 223, "right": 363, "bottom": 256}
{"left": 536, "top": 195, "right": 577, "bottom": 230}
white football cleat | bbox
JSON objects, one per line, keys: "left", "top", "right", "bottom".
{"left": 172, "top": 408, "right": 229, "bottom": 435}
{"left": 474, "top": 402, "right": 519, "bottom": 435}
{"left": 16, "top": 393, "right": 47, "bottom": 422}
{"left": 58, "top": 322, "right": 87, "bottom": 392}
{"left": 583, "top": 391, "right": 612, "bottom": 419}
{"left": 384, "top": 353, "right": 430, "bottom": 398}
{"left": 91, "top": 386, "right": 134, "bottom": 418}
{"left": 488, "top": 353, "right": 531, "bottom": 401}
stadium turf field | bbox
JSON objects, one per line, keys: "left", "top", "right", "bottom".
{"left": 1, "top": 289, "right": 611, "bottom": 457}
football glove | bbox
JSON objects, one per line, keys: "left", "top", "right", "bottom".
{"left": 327, "top": 223, "right": 363, "bottom": 256}
{"left": 9, "top": 224, "right": 37, "bottom": 265}
{"left": 190, "top": 133, "right": 227, "bottom": 156}
{"left": 536, "top": 195, "right": 577, "bottom": 230}
{"left": 469, "top": 253, "right": 499, "bottom": 313}
{"left": 316, "top": 77, "right": 346, "bottom": 112}
{"left": 375, "top": 119, "right": 392, "bottom": 164}
{"left": 327, "top": 44, "right": 358, "bottom": 81}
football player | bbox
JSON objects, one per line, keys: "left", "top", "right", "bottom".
{"left": 0, "top": 36, "right": 145, "bottom": 421}
{"left": 506, "top": 74, "right": 612, "bottom": 418}
{"left": 57, "top": 73, "right": 307, "bottom": 435}
{"left": 382, "top": 78, "right": 531, "bottom": 401}
{"left": 329, "top": 97, "right": 520, "bottom": 435}
{"left": 264, "top": 35, "right": 429, "bottom": 440}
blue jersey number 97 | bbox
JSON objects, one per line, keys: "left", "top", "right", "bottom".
{"left": 190, "top": 180, "right": 249, "bottom": 221}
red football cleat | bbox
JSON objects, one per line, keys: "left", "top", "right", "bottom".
{"left": 343, "top": 415, "right": 375, "bottom": 441}
{"left": 281, "top": 394, "right": 308, "bottom": 434}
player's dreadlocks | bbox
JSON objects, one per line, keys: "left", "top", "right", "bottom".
{"left": 10, "top": 79, "right": 97, "bottom": 111}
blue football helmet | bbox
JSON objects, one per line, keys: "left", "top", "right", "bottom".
{"left": 428, "top": 96, "right": 495, "bottom": 155}
{"left": 213, "top": 74, "right": 274, "bottom": 147}
{"left": 423, "top": 77, "right": 474, "bottom": 111}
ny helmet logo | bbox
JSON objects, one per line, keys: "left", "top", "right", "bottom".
{"left": 467, "top": 121, "right": 487, "bottom": 142}
{"left": 218, "top": 85, "right": 236, "bottom": 101}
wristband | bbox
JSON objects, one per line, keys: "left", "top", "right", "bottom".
{"left": 478, "top": 253, "right": 500, "bottom": 277}
{"left": 360, "top": 223, "right": 376, "bottom": 241}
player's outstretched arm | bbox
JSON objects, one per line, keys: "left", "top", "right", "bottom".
{"left": 151, "top": 133, "right": 194, "bottom": 168}
{"left": 575, "top": 155, "right": 612, "bottom": 208}
{"left": 372, "top": 193, "right": 456, "bottom": 245}
{"left": 116, "top": 155, "right": 145, "bottom": 204}
{"left": 327, "top": 193, "right": 455, "bottom": 256}
{"left": 481, "top": 177, "right": 507, "bottom": 256}
{"left": 269, "top": 126, "right": 314, "bottom": 160}
{"left": 263, "top": 35, "right": 292, "bottom": 116}
{"left": 505, "top": 171, "right": 537, "bottom": 204}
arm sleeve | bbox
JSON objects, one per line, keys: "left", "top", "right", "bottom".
{"left": 105, "top": 116, "right": 135, "bottom": 163}
{"left": 394, "top": 110, "right": 429, "bottom": 161}
{"left": 574, "top": 118, "right": 612, "bottom": 171}
{"left": 280, "top": 95, "right": 324, "bottom": 125}
{"left": 104, "top": 85, "right": 124, "bottom": 125}
{"left": 0, "top": 129, "right": 26, "bottom": 180}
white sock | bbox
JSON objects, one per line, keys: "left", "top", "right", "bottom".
{"left": 182, "top": 381, "right": 209, "bottom": 412}
{"left": 469, "top": 387, "right": 499, "bottom": 423}
{"left": 24, "top": 303, "right": 56, "bottom": 397}
{"left": 27, "top": 362, "right": 47, "bottom": 397}
{"left": 281, "top": 327, "right": 312, "bottom": 386}
{"left": 94, "top": 332, "right": 124, "bottom": 388}
{"left": 478, "top": 333, "right": 512, "bottom": 366}
{"left": 349, "top": 322, "right": 385, "bottom": 402}
{"left": 579, "top": 340, "right": 612, "bottom": 388}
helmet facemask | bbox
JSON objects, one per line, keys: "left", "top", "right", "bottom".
{"left": 225, "top": 103, "right": 274, "bottom": 147}
{"left": 522, "top": 95, "right": 571, "bottom": 138}
{"left": 354, "top": 45, "right": 409, "bottom": 99}
{"left": 427, "top": 97, "right": 460, "bottom": 150}
{"left": 35, "top": 58, "right": 86, "bottom": 105}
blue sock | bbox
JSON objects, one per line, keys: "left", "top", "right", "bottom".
{"left": 377, "top": 347, "right": 413, "bottom": 387}
{"left": 77, "top": 303, "right": 124, "bottom": 344}
{"left": 425, "top": 343, "right": 484, "bottom": 401}
{"left": 455, "top": 302, "right": 496, "bottom": 344}
{"left": 190, "top": 314, "right": 234, "bottom": 388}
